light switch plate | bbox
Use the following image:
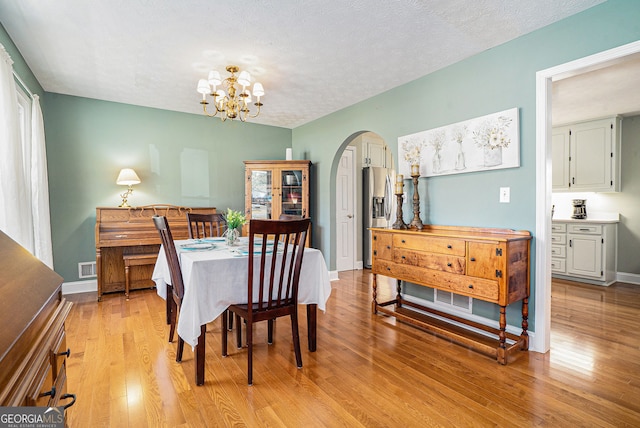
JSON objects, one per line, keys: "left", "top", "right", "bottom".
{"left": 500, "top": 187, "right": 510, "bottom": 203}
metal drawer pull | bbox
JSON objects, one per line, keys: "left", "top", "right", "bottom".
{"left": 468, "top": 284, "right": 474, "bottom": 289}
{"left": 58, "top": 348, "right": 71, "bottom": 358}
{"left": 40, "top": 386, "right": 56, "bottom": 399}
{"left": 386, "top": 267, "right": 391, "bottom": 271}
{"left": 401, "top": 239, "right": 406, "bottom": 243}
{"left": 386, "top": 245, "right": 391, "bottom": 249}
{"left": 470, "top": 257, "right": 476, "bottom": 262}
{"left": 61, "top": 393, "right": 77, "bottom": 410}
{"left": 447, "top": 263, "right": 452, "bottom": 267}
{"left": 447, "top": 245, "right": 452, "bottom": 249}
{"left": 401, "top": 255, "right": 406, "bottom": 259}
{"left": 578, "top": 228, "right": 591, "bottom": 231}
{"left": 373, "top": 251, "right": 377, "bottom": 256}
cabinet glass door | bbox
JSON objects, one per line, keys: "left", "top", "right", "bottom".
{"left": 250, "top": 170, "right": 272, "bottom": 219}
{"left": 280, "top": 169, "right": 303, "bottom": 218}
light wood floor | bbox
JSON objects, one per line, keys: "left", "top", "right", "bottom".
{"left": 64, "top": 271, "right": 640, "bottom": 427}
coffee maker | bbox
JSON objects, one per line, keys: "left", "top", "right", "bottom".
{"left": 571, "top": 199, "right": 587, "bottom": 219}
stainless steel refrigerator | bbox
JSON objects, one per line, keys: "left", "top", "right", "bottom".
{"left": 363, "top": 166, "right": 394, "bottom": 268}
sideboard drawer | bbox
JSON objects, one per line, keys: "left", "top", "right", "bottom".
{"left": 373, "top": 259, "right": 499, "bottom": 302}
{"left": 393, "top": 249, "right": 465, "bottom": 274}
{"left": 393, "top": 235, "right": 466, "bottom": 256}
{"left": 551, "top": 233, "right": 566, "bottom": 245}
{"left": 551, "top": 223, "right": 567, "bottom": 233}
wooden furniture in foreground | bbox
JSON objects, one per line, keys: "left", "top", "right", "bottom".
{"left": 223, "top": 218, "right": 311, "bottom": 385}
{"left": 95, "top": 205, "right": 217, "bottom": 301}
{"left": 152, "top": 216, "right": 188, "bottom": 365}
{"left": 370, "top": 225, "right": 531, "bottom": 364}
{"left": 0, "top": 230, "right": 75, "bottom": 412}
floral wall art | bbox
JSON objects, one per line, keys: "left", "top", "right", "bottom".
{"left": 398, "top": 108, "right": 520, "bottom": 177}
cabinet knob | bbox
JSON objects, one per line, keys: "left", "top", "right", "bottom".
{"left": 468, "top": 284, "right": 474, "bottom": 289}
{"left": 386, "top": 267, "right": 391, "bottom": 271}
{"left": 470, "top": 257, "right": 476, "bottom": 262}
{"left": 373, "top": 250, "right": 377, "bottom": 256}
{"left": 373, "top": 236, "right": 377, "bottom": 241}
{"left": 401, "top": 255, "right": 406, "bottom": 259}
{"left": 58, "top": 348, "right": 71, "bottom": 358}
{"left": 40, "top": 386, "right": 56, "bottom": 399}
{"left": 386, "top": 245, "right": 391, "bottom": 249}
{"left": 447, "top": 245, "right": 452, "bottom": 249}
{"left": 401, "top": 239, "right": 406, "bottom": 243}
{"left": 447, "top": 263, "right": 452, "bottom": 267}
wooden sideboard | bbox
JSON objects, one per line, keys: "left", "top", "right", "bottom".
{"left": 370, "top": 225, "right": 531, "bottom": 364}
{"left": 95, "top": 205, "right": 217, "bottom": 301}
{"left": 0, "top": 230, "right": 74, "bottom": 412}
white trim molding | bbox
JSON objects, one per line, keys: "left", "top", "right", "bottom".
{"left": 62, "top": 279, "right": 97, "bottom": 295}
{"left": 617, "top": 272, "right": 640, "bottom": 285}
{"left": 534, "top": 40, "right": 640, "bottom": 354}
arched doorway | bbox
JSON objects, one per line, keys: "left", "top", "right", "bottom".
{"left": 332, "top": 131, "right": 395, "bottom": 273}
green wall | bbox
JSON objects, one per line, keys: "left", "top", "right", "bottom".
{"left": 43, "top": 94, "right": 291, "bottom": 281}
{"left": 292, "top": 0, "right": 640, "bottom": 326}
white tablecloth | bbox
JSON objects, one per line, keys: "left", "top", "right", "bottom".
{"left": 152, "top": 238, "right": 332, "bottom": 348}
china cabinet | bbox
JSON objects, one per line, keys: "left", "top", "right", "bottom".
{"left": 244, "top": 160, "right": 311, "bottom": 222}
{"left": 552, "top": 116, "right": 621, "bottom": 192}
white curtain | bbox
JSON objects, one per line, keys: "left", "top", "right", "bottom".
{"left": 31, "top": 95, "right": 54, "bottom": 267}
{"left": 0, "top": 43, "right": 53, "bottom": 267}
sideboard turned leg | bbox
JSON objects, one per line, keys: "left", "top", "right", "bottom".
{"left": 521, "top": 296, "right": 530, "bottom": 350}
{"left": 396, "top": 279, "right": 402, "bottom": 309}
{"left": 372, "top": 273, "right": 378, "bottom": 314}
{"left": 498, "top": 306, "right": 507, "bottom": 364}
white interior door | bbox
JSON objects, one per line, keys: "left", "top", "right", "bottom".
{"left": 336, "top": 147, "right": 356, "bottom": 271}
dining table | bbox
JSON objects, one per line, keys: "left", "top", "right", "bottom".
{"left": 152, "top": 236, "right": 332, "bottom": 385}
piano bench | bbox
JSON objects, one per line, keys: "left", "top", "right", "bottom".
{"left": 123, "top": 253, "right": 158, "bottom": 300}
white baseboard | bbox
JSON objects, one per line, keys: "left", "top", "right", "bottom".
{"left": 329, "top": 271, "right": 340, "bottom": 281}
{"left": 62, "top": 279, "right": 97, "bottom": 295}
{"left": 355, "top": 260, "right": 363, "bottom": 270}
{"left": 617, "top": 272, "right": 640, "bottom": 285}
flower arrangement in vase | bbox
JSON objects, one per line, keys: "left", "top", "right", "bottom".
{"left": 473, "top": 115, "right": 513, "bottom": 167}
{"left": 428, "top": 131, "right": 446, "bottom": 174}
{"left": 224, "top": 208, "right": 246, "bottom": 246}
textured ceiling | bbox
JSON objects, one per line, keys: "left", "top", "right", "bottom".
{"left": 0, "top": 0, "right": 606, "bottom": 129}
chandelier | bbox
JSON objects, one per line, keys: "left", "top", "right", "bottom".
{"left": 196, "top": 65, "right": 264, "bottom": 122}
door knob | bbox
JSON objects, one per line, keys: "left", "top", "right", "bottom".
{"left": 347, "top": 214, "right": 353, "bottom": 218}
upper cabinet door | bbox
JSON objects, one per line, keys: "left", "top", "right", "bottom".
{"left": 552, "top": 126, "right": 570, "bottom": 191}
{"left": 570, "top": 118, "right": 613, "bottom": 192}
{"left": 247, "top": 169, "right": 273, "bottom": 219}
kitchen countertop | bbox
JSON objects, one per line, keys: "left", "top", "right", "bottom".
{"left": 552, "top": 212, "right": 619, "bottom": 223}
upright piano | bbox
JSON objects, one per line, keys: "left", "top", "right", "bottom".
{"left": 95, "top": 205, "right": 217, "bottom": 301}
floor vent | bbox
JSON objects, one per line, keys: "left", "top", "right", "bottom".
{"left": 78, "top": 261, "right": 97, "bottom": 278}
{"left": 434, "top": 290, "right": 472, "bottom": 313}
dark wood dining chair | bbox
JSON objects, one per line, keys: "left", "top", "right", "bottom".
{"left": 153, "top": 215, "right": 187, "bottom": 363}
{"left": 222, "top": 218, "right": 311, "bottom": 385}
{"left": 187, "top": 212, "right": 227, "bottom": 238}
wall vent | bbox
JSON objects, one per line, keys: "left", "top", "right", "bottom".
{"left": 78, "top": 261, "right": 97, "bottom": 278}
{"left": 434, "top": 290, "right": 472, "bottom": 313}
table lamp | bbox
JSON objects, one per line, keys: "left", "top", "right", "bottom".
{"left": 116, "top": 168, "right": 141, "bottom": 207}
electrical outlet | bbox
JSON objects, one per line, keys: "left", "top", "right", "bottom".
{"left": 500, "top": 187, "right": 510, "bottom": 203}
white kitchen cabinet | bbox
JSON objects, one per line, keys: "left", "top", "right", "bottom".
{"left": 552, "top": 221, "right": 617, "bottom": 285}
{"left": 362, "top": 134, "right": 386, "bottom": 167}
{"left": 552, "top": 116, "right": 621, "bottom": 193}
{"left": 551, "top": 126, "right": 570, "bottom": 191}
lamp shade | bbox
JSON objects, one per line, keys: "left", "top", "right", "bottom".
{"left": 197, "top": 79, "right": 211, "bottom": 94}
{"left": 237, "top": 71, "right": 251, "bottom": 87}
{"left": 116, "top": 168, "right": 141, "bottom": 186}
{"left": 252, "top": 82, "right": 264, "bottom": 97}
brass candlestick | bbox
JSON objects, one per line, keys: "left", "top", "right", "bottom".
{"left": 392, "top": 192, "right": 408, "bottom": 230}
{"left": 410, "top": 172, "right": 424, "bottom": 230}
